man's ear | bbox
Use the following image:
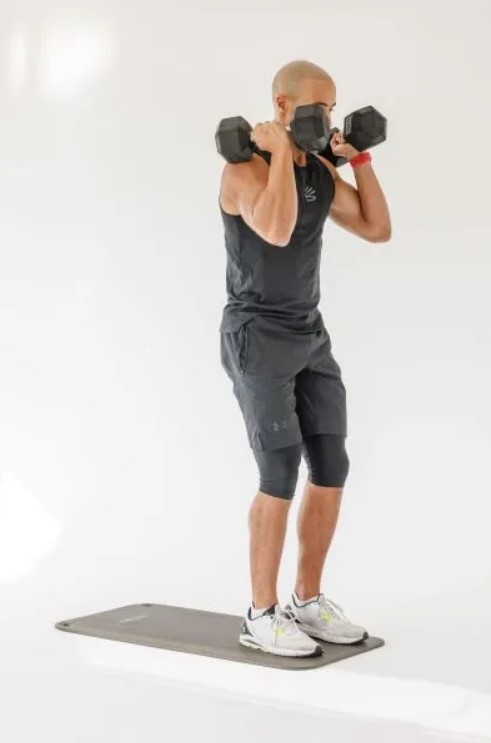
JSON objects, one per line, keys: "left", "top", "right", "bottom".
{"left": 275, "top": 94, "right": 287, "bottom": 113}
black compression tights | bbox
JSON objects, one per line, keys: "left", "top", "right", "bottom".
{"left": 252, "top": 433, "right": 350, "bottom": 500}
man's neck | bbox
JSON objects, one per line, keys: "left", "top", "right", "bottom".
{"left": 290, "top": 140, "right": 307, "bottom": 167}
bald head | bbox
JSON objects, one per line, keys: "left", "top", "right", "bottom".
{"left": 272, "top": 59, "right": 336, "bottom": 128}
{"left": 272, "top": 60, "right": 333, "bottom": 100}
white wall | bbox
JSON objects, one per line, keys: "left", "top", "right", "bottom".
{"left": 1, "top": 0, "right": 490, "bottom": 630}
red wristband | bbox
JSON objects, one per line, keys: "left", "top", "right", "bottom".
{"left": 349, "top": 151, "right": 372, "bottom": 168}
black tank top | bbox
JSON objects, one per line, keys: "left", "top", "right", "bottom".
{"left": 219, "top": 149, "right": 335, "bottom": 334}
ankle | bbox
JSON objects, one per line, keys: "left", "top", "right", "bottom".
{"left": 294, "top": 586, "right": 319, "bottom": 602}
{"left": 252, "top": 596, "right": 278, "bottom": 610}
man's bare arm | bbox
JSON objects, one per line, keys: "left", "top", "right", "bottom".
{"left": 316, "top": 154, "right": 392, "bottom": 242}
{"left": 220, "top": 147, "right": 298, "bottom": 247}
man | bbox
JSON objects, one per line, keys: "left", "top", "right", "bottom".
{"left": 218, "top": 60, "right": 391, "bottom": 657}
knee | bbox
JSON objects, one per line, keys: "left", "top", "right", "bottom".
{"left": 304, "top": 434, "right": 350, "bottom": 488}
{"left": 254, "top": 443, "right": 302, "bottom": 500}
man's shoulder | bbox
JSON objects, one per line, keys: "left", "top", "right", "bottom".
{"left": 222, "top": 152, "right": 269, "bottom": 178}
{"left": 220, "top": 154, "right": 269, "bottom": 211}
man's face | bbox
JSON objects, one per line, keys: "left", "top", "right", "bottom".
{"left": 278, "top": 78, "right": 337, "bottom": 130}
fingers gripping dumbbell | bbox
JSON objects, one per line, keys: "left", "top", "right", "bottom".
{"left": 322, "top": 105, "right": 388, "bottom": 167}
{"left": 215, "top": 104, "right": 330, "bottom": 164}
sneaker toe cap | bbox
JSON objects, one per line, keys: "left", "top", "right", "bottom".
{"left": 347, "top": 623, "right": 368, "bottom": 639}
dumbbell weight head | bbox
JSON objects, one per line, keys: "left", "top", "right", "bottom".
{"left": 344, "top": 105, "right": 387, "bottom": 153}
{"left": 289, "top": 104, "right": 331, "bottom": 153}
{"left": 215, "top": 116, "right": 256, "bottom": 164}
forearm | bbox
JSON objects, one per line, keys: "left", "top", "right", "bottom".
{"left": 252, "top": 146, "right": 297, "bottom": 245}
{"left": 353, "top": 161, "right": 391, "bottom": 237}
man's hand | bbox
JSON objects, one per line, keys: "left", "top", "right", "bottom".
{"left": 329, "top": 130, "right": 359, "bottom": 162}
{"left": 250, "top": 121, "right": 290, "bottom": 155}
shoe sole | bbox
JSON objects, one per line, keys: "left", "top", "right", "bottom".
{"left": 294, "top": 621, "right": 368, "bottom": 645}
{"left": 239, "top": 634, "right": 323, "bottom": 657}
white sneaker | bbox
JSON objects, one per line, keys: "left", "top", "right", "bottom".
{"left": 239, "top": 603, "right": 323, "bottom": 657}
{"left": 286, "top": 591, "right": 369, "bottom": 645}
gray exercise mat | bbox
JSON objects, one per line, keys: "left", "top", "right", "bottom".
{"left": 55, "top": 602, "right": 384, "bottom": 670}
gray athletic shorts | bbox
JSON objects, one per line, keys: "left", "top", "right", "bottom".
{"left": 220, "top": 317, "right": 348, "bottom": 451}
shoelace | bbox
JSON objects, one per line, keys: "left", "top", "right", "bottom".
{"left": 271, "top": 606, "right": 300, "bottom": 635}
{"left": 318, "top": 593, "right": 347, "bottom": 621}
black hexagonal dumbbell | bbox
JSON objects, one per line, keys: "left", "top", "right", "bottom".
{"left": 215, "top": 104, "right": 387, "bottom": 166}
{"left": 215, "top": 116, "right": 256, "bottom": 163}
{"left": 321, "top": 105, "right": 387, "bottom": 167}
{"left": 215, "top": 104, "right": 331, "bottom": 164}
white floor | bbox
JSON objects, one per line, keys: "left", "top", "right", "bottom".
{"left": 4, "top": 576, "right": 491, "bottom": 743}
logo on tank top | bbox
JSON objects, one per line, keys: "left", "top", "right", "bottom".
{"left": 304, "top": 185, "right": 317, "bottom": 202}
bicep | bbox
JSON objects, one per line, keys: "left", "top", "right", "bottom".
{"left": 223, "top": 158, "right": 272, "bottom": 239}
{"left": 235, "top": 164, "right": 267, "bottom": 232}
{"left": 315, "top": 153, "right": 372, "bottom": 240}
{"left": 328, "top": 176, "right": 374, "bottom": 240}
